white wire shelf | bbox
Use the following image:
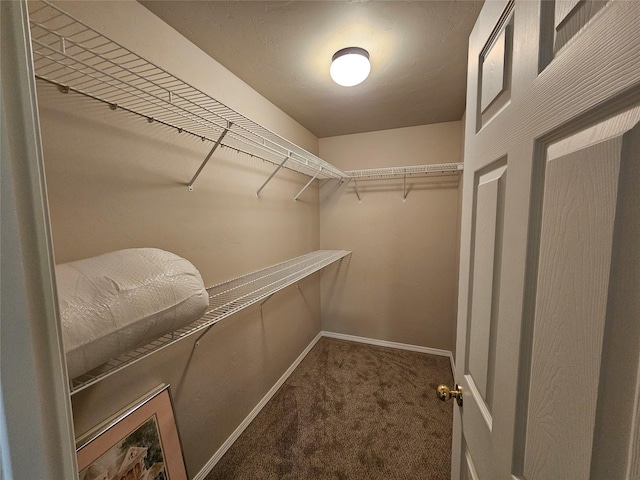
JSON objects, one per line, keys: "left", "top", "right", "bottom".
{"left": 344, "top": 163, "right": 463, "bottom": 200}
{"left": 27, "top": 1, "right": 348, "bottom": 189}
{"left": 68, "top": 250, "right": 351, "bottom": 394}
{"left": 344, "top": 163, "right": 464, "bottom": 180}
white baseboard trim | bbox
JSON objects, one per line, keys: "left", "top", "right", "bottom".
{"left": 192, "top": 331, "right": 323, "bottom": 480}
{"left": 193, "top": 330, "right": 455, "bottom": 479}
{"left": 322, "top": 330, "right": 452, "bottom": 357}
{"left": 321, "top": 331, "right": 455, "bottom": 376}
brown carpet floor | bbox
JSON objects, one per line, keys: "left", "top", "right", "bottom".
{"left": 205, "top": 336, "right": 454, "bottom": 480}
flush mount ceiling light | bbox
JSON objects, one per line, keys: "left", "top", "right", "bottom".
{"left": 330, "top": 47, "right": 371, "bottom": 87}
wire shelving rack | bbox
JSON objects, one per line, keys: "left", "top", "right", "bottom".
{"left": 69, "top": 250, "right": 351, "bottom": 393}
{"left": 26, "top": 2, "right": 466, "bottom": 196}
{"left": 344, "top": 163, "right": 463, "bottom": 200}
{"left": 27, "top": 1, "right": 348, "bottom": 192}
{"left": 345, "top": 163, "right": 463, "bottom": 180}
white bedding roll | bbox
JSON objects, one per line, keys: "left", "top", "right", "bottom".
{"left": 56, "top": 248, "right": 209, "bottom": 379}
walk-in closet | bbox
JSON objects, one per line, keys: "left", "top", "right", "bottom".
{"left": 5, "top": 0, "right": 639, "bottom": 479}
{"left": 5, "top": 2, "right": 468, "bottom": 477}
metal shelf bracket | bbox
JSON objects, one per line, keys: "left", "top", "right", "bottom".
{"left": 188, "top": 121, "right": 232, "bottom": 191}
{"left": 256, "top": 153, "right": 291, "bottom": 197}
{"left": 193, "top": 324, "right": 214, "bottom": 349}
{"left": 403, "top": 170, "right": 408, "bottom": 201}
{"left": 294, "top": 167, "right": 322, "bottom": 201}
{"left": 353, "top": 178, "right": 361, "bottom": 202}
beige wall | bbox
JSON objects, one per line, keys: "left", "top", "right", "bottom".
{"left": 40, "top": 2, "right": 322, "bottom": 477}
{"left": 319, "top": 122, "right": 462, "bottom": 354}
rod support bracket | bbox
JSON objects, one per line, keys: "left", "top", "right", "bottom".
{"left": 256, "top": 153, "right": 291, "bottom": 197}
{"left": 403, "top": 170, "right": 408, "bottom": 201}
{"left": 353, "top": 177, "right": 361, "bottom": 202}
{"left": 194, "top": 323, "right": 216, "bottom": 349}
{"left": 260, "top": 293, "right": 275, "bottom": 310}
{"left": 187, "top": 121, "right": 232, "bottom": 191}
{"left": 294, "top": 167, "right": 322, "bottom": 201}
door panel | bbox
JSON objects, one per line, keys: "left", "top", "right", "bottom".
{"left": 552, "top": 0, "right": 607, "bottom": 54}
{"left": 480, "top": 28, "right": 508, "bottom": 112}
{"left": 466, "top": 162, "right": 507, "bottom": 414}
{"left": 453, "top": 1, "right": 640, "bottom": 478}
{"left": 477, "top": 3, "right": 514, "bottom": 131}
{"left": 462, "top": 448, "right": 480, "bottom": 480}
{"left": 461, "top": 159, "right": 508, "bottom": 480}
{"left": 589, "top": 118, "right": 640, "bottom": 479}
{"left": 523, "top": 111, "right": 638, "bottom": 479}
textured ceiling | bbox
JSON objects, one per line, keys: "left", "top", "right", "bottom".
{"left": 140, "top": 1, "right": 483, "bottom": 138}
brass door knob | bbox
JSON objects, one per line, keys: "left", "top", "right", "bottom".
{"left": 437, "top": 384, "right": 463, "bottom": 406}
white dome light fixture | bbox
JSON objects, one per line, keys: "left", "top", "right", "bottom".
{"left": 330, "top": 47, "right": 371, "bottom": 87}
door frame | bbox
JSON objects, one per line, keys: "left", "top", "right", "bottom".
{"left": 1, "top": 1, "right": 77, "bottom": 477}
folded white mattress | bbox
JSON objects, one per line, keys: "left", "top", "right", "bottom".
{"left": 56, "top": 248, "right": 209, "bottom": 379}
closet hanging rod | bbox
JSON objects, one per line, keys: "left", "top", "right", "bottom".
{"left": 28, "top": 1, "right": 348, "bottom": 182}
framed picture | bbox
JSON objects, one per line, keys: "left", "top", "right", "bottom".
{"left": 76, "top": 384, "right": 187, "bottom": 480}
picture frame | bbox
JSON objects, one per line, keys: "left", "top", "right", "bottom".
{"left": 75, "top": 384, "right": 187, "bottom": 480}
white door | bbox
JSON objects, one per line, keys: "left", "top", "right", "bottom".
{"left": 448, "top": 1, "right": 640, "bottom": 479}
